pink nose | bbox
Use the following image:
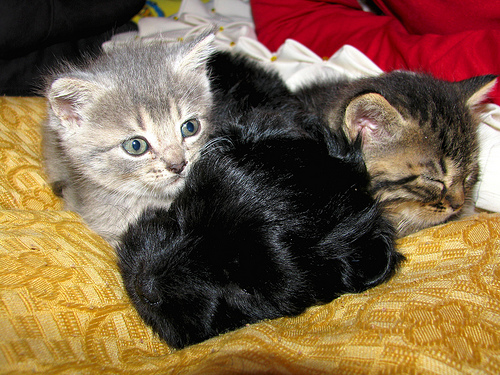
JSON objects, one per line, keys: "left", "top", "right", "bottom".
{"left": 168, "top": 161, "right": 187, "bottom": 174}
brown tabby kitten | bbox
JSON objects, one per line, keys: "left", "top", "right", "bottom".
{"left": 295, "top": 71, "right": 497, "bottom": 236}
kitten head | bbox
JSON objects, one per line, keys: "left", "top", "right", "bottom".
{"left": 44, "top": 34, "right": 216, "bottom": 198}
{"left": 338, "top": 72, "right": 497, "bottom": 236}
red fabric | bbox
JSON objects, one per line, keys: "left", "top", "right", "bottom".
{"left": 373, "top": 0, "right": 500, "bottom": 35}
{"left": 250, "top": 0, "right": 500, "bottom": 105}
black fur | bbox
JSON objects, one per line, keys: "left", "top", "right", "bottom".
{"left": 207, "top": 50, "right": 295, "bottom": 124}
{"left": 117, "top": 107, "right": 403, "bottom": 349}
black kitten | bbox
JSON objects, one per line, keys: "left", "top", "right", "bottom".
{"left": 207, "top": 50, "right": 295, "bottom": 123}
{"left": 118, "top": 108, "right": 403, "bottom": 349}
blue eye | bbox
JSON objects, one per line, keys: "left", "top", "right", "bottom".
{"left": 122, "top": 137, "right": 149, "bottom": 155}
{"left": 180, "top": 119, "right": 200, "bottom": 138}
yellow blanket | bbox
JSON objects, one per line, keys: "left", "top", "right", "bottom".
{"left": 1, "top": 97, "right": 499, "bottom": 374}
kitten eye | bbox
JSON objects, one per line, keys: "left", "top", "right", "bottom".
{"left": 180, "top": 119, "right": 200, "bottom": 138}
{"left": 422, "top": 176, "right": 445, "bottom": 186}
{"left": 422, "top": 176, "right": 446, "bottom": 197}
{"left": 464, "top": 171, "right": 478, "bottom": 186}
{"left": 122, "top": 137, "right": 149, "bottom": 156}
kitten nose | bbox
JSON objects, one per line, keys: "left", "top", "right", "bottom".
{"left": 167, "top": 161, "right": 187, "bottom": 174}
{"left": 135, "top": 277, "right": 161, "bottom": 305}
{"left": 446, "top": 193, "right": 465, "bottom": 211}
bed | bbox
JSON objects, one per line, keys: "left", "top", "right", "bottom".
{"left": 1, "top": 1, "right": 500, "bottom": 373}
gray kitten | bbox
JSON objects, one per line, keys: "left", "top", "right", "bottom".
{"left": 42, "top": 34, "right": 215, "bottom": 247}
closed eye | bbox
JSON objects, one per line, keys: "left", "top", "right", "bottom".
{"left": 421, "top": 175, "right": 447, "bottom": 199}
{"left": 372, "top": 174, "right": 446, "bottom": 203}
{"left": 464, "top": 170, "right": 478, "bottom": 186}
{"left": 370, "top": 175, "right": 418, "bottom": 194}
{"left": 422, "top": 175, "right": 445, "bottom": 187}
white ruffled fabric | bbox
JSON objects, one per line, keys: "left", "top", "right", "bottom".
{"left": 105, "top": 0, "right": 500, "bottom": 213}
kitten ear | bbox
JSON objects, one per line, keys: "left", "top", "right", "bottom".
{"left": 48, "top": 77, "right": 105, "bottom": 129}
{"left": 176, "top": 33, "right": 216, "bottom": 72}
{"left": 344, "top": 93, "right": 405, "bottom": 145}
{"left": 458, "top": 74, "right": 498, "bottom": 108}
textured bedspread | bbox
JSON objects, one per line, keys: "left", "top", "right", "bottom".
{"left": 0, "top": 96, "right": 499, "bottom": 374}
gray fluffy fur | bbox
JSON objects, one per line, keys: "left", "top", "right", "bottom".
{"left": 42, "top": 34, "right": 215, "bottom": 247}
